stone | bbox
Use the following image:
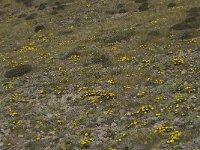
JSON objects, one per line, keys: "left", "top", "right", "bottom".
{"left": 167, "top": 2, "right": 176, "bottom": 8}
{"left": 4, "top": 64, "right": 32, "bottom": 78}
{"left": 34, "top": 25, "right": 45, "bottom": 32}
{"left": 138, "top": 3, "right": 149, "bottom": 12}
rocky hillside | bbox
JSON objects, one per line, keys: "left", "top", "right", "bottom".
{"left": 0, "top": 0, "right": 199, "bottom": 149}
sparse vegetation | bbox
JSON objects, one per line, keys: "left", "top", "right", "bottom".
{"left": 0, "top": 0, "right": 199, "bottom": 150}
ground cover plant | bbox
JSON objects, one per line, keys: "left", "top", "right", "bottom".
{"left": 0, "top": 0, "right": 199, "bottom": 149}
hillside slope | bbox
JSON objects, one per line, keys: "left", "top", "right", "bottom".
{"left": 0, "top": 0, "right": 199, "bottom": 149}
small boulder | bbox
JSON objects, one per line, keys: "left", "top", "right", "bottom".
{"left": 34, "top": 25, "right": 45, "bottom": 33}
{"left": 4, "top": 64, "right": 32, "bottom": 78}
{"left": 167, "top": 2, "right": 176, "bottom": 8}
{"left": 138, "top": 3, "right": 149, "bottom": 12}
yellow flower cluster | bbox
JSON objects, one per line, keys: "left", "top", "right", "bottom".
{"left": 111, "top": 46, "right": 117, "bottom": 51}
{"left": 9, "top": 93, "right": 20, "bottom": 102}
{"left": 34, "top": 136, "right": 41, "bottom": 141}
{"left": 58, "top": 67, "right": 68, "bottom": 75}
{"left": 154, "top": 126, "right": 173, "bottom": 134}
{"left": 36, "top": 120, "right": 44, "bottom": 126}
{"left": 54, "top": 86, "right": 64, "bottom": 95}
{"left": 136, "top": 92, "right": 145, "bottom": 97}
{"left": 80, "top": 138, "right": 93, "bottom": 147}
{"left": 89, "top": 98, "right": 97, "bottom": 105}
{"left": 84, "top": 132, "right": 89, "bottom": 137}
{"left": 54, "top": 112, "right": 61, "bottom": 117}
{"left": 104, "top": 109, "right": 113, "bottom": 115}
{"left": 38, "top": 89, "right": 46, "bottom": 94}
{"left": 11, "top": 120, "right": 22, "bottom": 129}
{"left": 38, "top": 53, "right": 51, "bottom": 62}
{"left": 127, "top": 120, "right": 138, "bottom": 128}
{"left": 141, "top": 105, "right": 154, "bottom": 113}
{"left": 57, "top": 120, "right": 64, "bottom": 124}
{"left": 184, "top": 86, "right": 196, "bottom": 93}
{"left": 132, "top": 105, "right": 154, "bottom": 115}
{"left": 141, "top": 59, "right": 152, "bottom": 63}
{"left": 81, "top": 90, "right": 116, "bottom": 100}
{"left": 154, "top": 79, "right": 164, "bottom": 85}
{"left": 4, "top": 82, "right": 15, "bottom": 90}
{"left": 155, "top": 96, "right": 165, "bottom": 102}
{"left": 106, "top": 79, "right": 115, "bottom": 84}
{"left": 19, "top": 41, "right": 37, "bottom": 52}
{"left": 150, "top": 19, "right": 159, "bottom": 25}
{"left": 118, "top": 56, "right": 130, "bottom": 62}
{"left": 70, "top": 55, "right": 80, "bottom": 61}
{"left": 146, "top": 77, "right": 152, "bottom": 81}
{"left": 108, "top": 148, "right": 116, "bottom": 150}
{"left": 175, "top": 94, "right": 187, "bottom": 103}
{"left": 22, "top": 45, "right": 36, "bottom": 51}
{"left": 140, "top": 44, "right": 146, "bottom": 49}
{"left": 9, "top": 111, "right": 18, "bottom": 117}
{"left": 167, "top": 131, "right": 182, "bottom": 144}
{"left": 188, "top": 38, "right": 197, "bottom": 43}
{"left": 71, "top": 121, "right": 79, "bottom": 126}
{"left": 123, "top": 85, "right": 131, "bottom": 89}
{"left": 116, "top": 133, "right": 128, "bottom": 143}
{"left": 155, "top": 113, "right": 161, "bottom": 117}
{"left": 172, "top": 58, "right": 184, "bottom": 65}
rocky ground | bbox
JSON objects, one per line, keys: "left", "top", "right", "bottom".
{"left": 0, "top": 0, "right": 200, "bottom": 149}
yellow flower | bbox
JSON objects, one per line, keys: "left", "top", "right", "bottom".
{"left": 89, "top": 99, "right": 97, "bottom": 105}
{"left": 111, "top": 47, "right": 117, "bottom": 51}
{"left": 36, "top": 120, "right": 44, "bottom": 126}
{"left": 38, "top": 90, "right": 45, "bottom": 94}
{"left": 81, "top": 138, "right": 93, "bottom": 147}
{"left": 155, "top": 113, "right": 161, "bottom": 117}
{"left": 70, "top": 55, "right": 80, "bottom": 61}
{"left": 142, "top": 59, "right": 151, "bottom": 63}
{"left": 54, "top": 112, "right": 61, "bottom": 117}
{"left": 172, "top": 58, "right": 184, "bottom": 65}
{"left": 107, "top": 79, "right": 115, "bottom": 84}
{"left": 108, "top": 93, "right": 115, "bottom": 97}
{"left": 167, "top": 139, "right": 174, "bottom": 144}
{"left": 108, "top": 148, "right": 116, "bottom": 150}
{"left": 154, "top": 79, "right": 164, "bottom": 85}
{"left": 151, "top": 19, "right": 159, "bottom": 25}
{"left": 128, "top": 120, "right": 138, "bottom": 128}
{"left": 57, "top": 120, "right": 64, "bottom": 124}
{"left": 84, "top": 132, "right": 89, "bottom": 137}
{"left": 116, "top": 138, "right": 122, "bottom": 142}
{"left": 118, "top": 56, "right": 130, "bottom": 62}
{"left": 184, "top": 86, "right": 195, "bottom": 93}
{"left": 140, "top": 45, "right": 145, "bottom": 48}
{"left": 154, "top": 126, "right": 173, "bottom": 134}
{"left": 104, "top": 110, "right": 113, "bottom": 115}
{"left": 9, "top": 112, "right": 17, "bottom": 117}
{"left": 123, "top": 85, "right": 131, "bottom": 89}
{"left": 136, "top": 92, "right": 145, "bottom": 97}
{"left": 167, "top": 131, "right": 182, "bottom": 144}
{"left": 146, "top": 77, "right": 152, "bottom": 81}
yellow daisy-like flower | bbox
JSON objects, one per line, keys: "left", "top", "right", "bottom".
{"left": 104, "top": 109, "right": 113, "bottom": 115}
